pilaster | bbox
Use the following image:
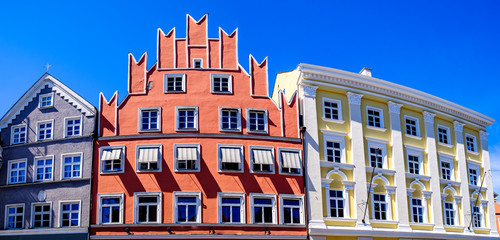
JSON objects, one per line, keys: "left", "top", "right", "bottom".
{"left": 479, "top": 131, "right": 499, "bottom": 236}
{"left": 454, "top": 121, "right": 471, "bottom": 227}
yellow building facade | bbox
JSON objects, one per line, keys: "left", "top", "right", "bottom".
{"left": 272, "top": 64, "right": 498, "bottom": 239}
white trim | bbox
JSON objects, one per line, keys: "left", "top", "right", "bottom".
{"left": 437, "top": 124, "right": 451, "bottom": 145}
{"left": 468, "top": 164, "right": 481, "bottom": 186}
{"left": 404, "top": 115, "right": 421, "bottom": 137}
{"left": 409, "top": 197, "right": 426, "bottom": 223}
{"left": 138, "top": 107, "right": 162, "bottom": 132}
{"left": 34, "top": 155, "right": 54, "bottom": 182}
{"left": 325, "top": 187, "right": 349, "bottom": 219}
{"left": 249, "top": 146, "right": 275, "bottom": 174}
{"left": 246, "top": 108, "right": 268, "bottom": 134}
{"left": 250, "top": 193, "right": 277, "bottom": 224}
{"left": 323, "top": 133, "right": 346, "bottom": 163}
{"left": 175, "top": 106, "right": 199, "bottom": 131}
{"left": 218, "top": 107, "right": 242, "bottom": 132}
{"left": 99, "top": 146, "right": 125, "bottom": 174}
{"left": 439, "top": 156, "right": 455, "bottom": 181}
{"left": 64, "top": 116, "right": 83, "bottom": 138}
{"left": 217, "top": 144, "right": 244, "bottom": 173}
{"left": 366, "top": 140, "right": 388, "bottom": 169}
{"left": 279, "top": 194, "right": 304, "bottom": 225}
{"left": 36, "top": 119, "right": 54, "bottom": 141}
{"left": 7, "top": 158, "right": 27, "bottom": 184}
{"left": 31, "top": 202, "right": 52, "bottom": 228}
{"left": 173, "top": 191, "right": 201, "bottom": 223}
{"left": 217, "top": 192, "right": 245, "bottom": 224}
{"left": 371, "top": 192, "right": 392, "bottom": 221}
{"left": 366, "top": 106, "right": 384, "bottom": 129}
{"left": 97, "top": 193, "right": 124, "bottom": 225}
{"left": 134, "top": 192, "right": 162, "bottom": 224}
{"left": 5, "top": 203, "right": 25, "bottom": 229}
{"left": 164, "top": 73, "right": 186, "bottom": 93}
{"left": 136, "top": 144, "right": 162, "bottom": 172}
{"left": 278, "top": 148, "right": 302, "bottom": 175}
{"left": 211, "top": 74, "right": 233, "bottom": 94}
{"left": 193, "top": 58, "right": 203, "bottom": 69}
{"left": 59, "top": 200, "right": 82, "bottom": 227}
{"left": 465, "top": 133, "right": 478, "bottom": 153}
{"left": 406, "top": 147, "right": 423, "bottom": 175}
{"left": 38, "top": 92, "right": 54, "bottom": 109}
{"left": 365, "top": 136, "right": 390, "bottom": 144}
{"left": 174, "top": 144, "right": 200, "bottom": 172}
{"left": 61, "top": 152, "right": 84, "bottom": 180}
{"left": 322, "top": 97, "right": 343, "bottom": 122}
{"left": 10, "top": 124, "right": 27, "bottom": 145}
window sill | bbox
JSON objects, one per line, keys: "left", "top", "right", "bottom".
{"left": 139, "top": 129, "right": 161, "bottom": 133}
{"left": 164, "top": 91, "right": 186, "bottom": 94}
{"left": 218, "top": 170, "right": 244, "bottom": 173}
{"left": 469, "top": 184, "right": 486, "bottom": 191}
{"left": 444, "top": 225, "right": 465, "bottom": 230}
{"left": 366, "top": 126, "right": 387, "bottom": 132}
{"left": 405, "top": 173, "right": 431, "bottom": 181}
{"left": 321, "top": 118, "right": 345, "bottom": 124}
{"left": 370, "top": 219, "right": 399, "bottom": 224}
{"left": 247, "top": 130, "right": 269, "bottom": 134}
{"left": 440, "top": 179, "right": 461, "bottom": 186}
{"left": 211, "top": 91, "right": 233, "bottom": 95}
{"left": 405, "top": 134, "right": 422, "bottom": 140}
{"left": 320, "top": 161, "right": 355, "bottom": 170}
{"left": 250, "top": 171, "right": 275, "bottom": 174}
{"left": 100, "top": 170, "right": 125, "bottom": 175}
{"left": 323, "top": 217, "right": 357, "bottom": 222}
{"left": 438, "top": 142, "right": 453, "bottom": 148}
{"left": 279, "top": 172, "right": 303, "bottom": 176}
{"left": 174, "top": 169, "right": 200, "bottom": 173}
{"left": 220, "top": 129, "right": 242, "bottom": 133}
{"left": 176, "top": 128, "right": 199, "bottom": 132}
{"left": 472, "top": 227, "right": 491, "bottom": 231}
{"left": 365, "top": 167, "right": 396, "bottom": 175}
{"left": 38, "top": 106, "right": 54, "bottom": 110}
{"left": 137, "top": 170, "right": 162, "bottom": 173}
{"left": 467, "top": 150, "right": 480, "bottom": 156}
{"left": 409, "top": 222, "right": 434, "bottom": 227}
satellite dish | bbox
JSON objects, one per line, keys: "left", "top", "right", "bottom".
{"left": 38, "top": 191, "right": 47, "bottom": 202}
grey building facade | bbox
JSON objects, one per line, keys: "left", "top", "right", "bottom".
{"left": 0, "top": 73, "right": 96, "bottom": 240}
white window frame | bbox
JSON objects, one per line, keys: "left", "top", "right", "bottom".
{"left": 439, "top": 156, "right": 455, "bottom": 181}
{"left": 371, "top": 192, "right": 391, "bottom": 221}
{"left": 173, "top": 191, "right": 201, "bottom": 223}
{"left": 36, "top": 119, "right": 54, "bottom": 141}
{"left": 34, "top": 155, "right": 54, "bottom": 182}
{"left": 100, "top": 146, "right": 125, "bottom": 174}
{"left": 326, "top": 188, "right": 348, "bottom": 219}
{"left": 250, "top": 193, "right": 277, "bottom": 224}
{"left": 61, "top": 152, "right": 83, "bottom": 179}
{"left": 218, "top": 144, "right": 244, "bottom": 173}
{"left": 11, "top": 124, "right": 27, "bottom": 145}
{"left": 366, "top": 106, "right": 384, "bottom": 129}
{"left": 465, "top": 134, "right": 477, "bottom": 153}
{"left": 138, "top": 107, "right": 161, "bottom": 132}
{"left": 323, "top": 133, "right": 346, "bottom": 163}
{"left": 97, "top": 193, "right": 124, "bottom": 224}
{"left": 59, "top": 200, "right": 81, "bottom": 227}
{"left": 211, "top": 74, "right": 233, "bottom": 94}
{"left": 7, "top": 159, "right": 27, "bottom": 184}
{"left": 468, "top": 163, "right": 481, "bottom": 186}
{"left": 38, "top": 92, "right": 54, "bottom": 109}
{"left": 164, "top": 73, "right": 186, "bottom": 93}
{"left": 443, "top": 201, "right": 456, "bottom": 226}
{"left": 5, "top": 203, "right": 25, "bottom": 229}
{"left": 174, "top": 144, "right": 200, "bottom": 172}
{"left": 404, "top": 115, "right": 420, "bottom": 137}
{"left": 280, "top": 194, "right": 304, "bottom": 225}
{"left": 134, "top": 192, "right": 161, "bottom": 224}
{"left": 249, "top": 146, "right": 275, "bottom": 174}
{"left": 278, "top": 148, "right": 302, "bottom": 175}
{"left": 410, "top": 197, "right": 425, "bottom": 223}
{"left": 175, "top": 106, "right": 199, "bottom": 131}
{"left": 406, "top": 149, "right": 423, "bottom": 175}
{"left": 136, "top": 144, "right": 162, "bottom": 172}
{"left": 193, "top": 58, "right": 203, "bottom": 69}
{"left": 219, "top": 107, "right": 242, "bottom": 132}
{"left": 322, "top": 97, "right": 343, "bottom": 122}
{"left": 64, "top": 116, "right": 83, "bottom": 138}
{"left": 472, "top": 204, "right": 484, "bottom": 228}
{"left": 31, "top": 202, "right": 52, "bottom": 228}
{"left": 217, "top": 192, "right": 245, "bottom": 224}
{"left": 246, "top": 108, "right": 268, "bottom": 134}
{"left": 437, "top": 125, "right": 450, "bottom": 145}
{"left": 367, "top": 141, "right": 388, "bottom": 169}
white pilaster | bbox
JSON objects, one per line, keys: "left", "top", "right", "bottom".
{"left": 423, "top": 111, "right": 445, "bottom": 231}
{"left": 454, "top": 121, "right": 471, "bottom": 227}
{"left": 347, "top": 92, "right": 369, "bottom": 227}
{"left": 479, "top": 131, "right": 499, "bottom": 236}
{"left": 300, "top": 84, "right": 325, "bottom": 229}
{"left": 387, "top": 101, "right": 410, "bottom": 230}
{"left": 423, "top": 191, "right": 432, "bottom": 224}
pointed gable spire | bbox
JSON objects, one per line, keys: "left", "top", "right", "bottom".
{"left": 158, "top": 28, "right": 175, "bottom": 69}
{"left": 187, "top": 14, "right": 208, "bottom": 46}
{"left": 220, "top": 28, "right": 238, "bottom": 69}
{"left": 128, "top": 52, "right": 147, "bottom": 94}
{"left": 249, "top": 55, "right": 268, "bottom": 96}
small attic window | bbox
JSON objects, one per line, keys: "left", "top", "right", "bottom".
{"left": 39, "top": 93, "right": 54, "bottom": 109}
{"left": 193, "top": 59, "right": 202, "bottom": 69}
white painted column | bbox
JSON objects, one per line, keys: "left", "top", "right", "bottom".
{"left": 423, "top": 111, "right": 445, "bottom": 231}
{"left": 479, "top": 130, "right": 499, "bottom": 236}
{"left": 347, "top": 92, "right": 369, "bottom": 227}
{"left": 387, "top": 101, "right": 410, "bottom": 230}
{"left": 300, "top": 84, "right": 325, "bottom": 229}
{"left": 454, "top": 121, "right": 472, "bottom": 227}
{"left": 423, "top": 190, "right": 432, "bottom": 224}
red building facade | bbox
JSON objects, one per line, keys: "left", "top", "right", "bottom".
{"left": 90, "top": 14, "right": 306, "bottom": 239}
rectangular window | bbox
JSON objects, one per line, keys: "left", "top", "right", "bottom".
{"left": 281, "top": 197, "right": 303, "bottom": 224}
{"left": 8, "top": 159, "right": 26, "bottom": 184}
{"left": 367, "top": 107, "right": 383, "bottom": 128}
{"left": 62, "top": 154, "right": 82, "bottom": 179}
{"left": 61, "top": 202, "right": 80, "bottom": 227}
{"left": 220, "top": 108, "right": 241, "bottom": 131}
{"left": 6, "top": 205, "right": 24, "bottom": 229}
{"left": 176, "top": 107, "right": 198, "bottom": 131}
{"left": 99, "top": 195, "right": 123, "bottom": 224}
{"left": 472, "top": 206, "right": 482, "bottom": 228}
{"left": 441, "top": 161, "right": 452, "bottom": 180}
{"left": 369, "top": 147, "right": 383, "bottom": 168}
{"left": 32, "top": 203, "right": 51, "bottom": 228}
{"left": 444, "top": 202, "right": 455, "bottom": 225}
{"left": 408, "top": 154, "right": 420, "bottom": 174}
{"left": 35, "top": 157, "right": 53, "bottom": 181}
{"left": 247, "top": 109, "right": 267, "bottom": 133}
{"left": 137, "top": 145, "right": 161, "bottom": 172}
{"left": 174, "top": 192, "right": 201, "bottom": 223}
{"left": 100, "top": 147, "right": 124, "bottom": 173}
{"left": 211, "top": 74, "right": 232, "bottom": 93}
{"left": 250, "top": 147, "right": 274, "bottom": 173}
{"left": 12, "top": 125, "right": 27, "bottom": 144}
{"left": 466, "top": 134, "right": 477, "bottom": 152}
{"left": 329, "top": 190, "right": 344, "bottom": 218}
{"left": 39, "top": 93, "right": 54, "bottom": 108}
{"left": 193, "top": 59, "right": 202, "bottom": 69}
{"left": 437, "top": 125, "right": 449, "bottom": 144}
{"left": 405, "top": 116, "right": 419, "bottom": 136}
{"left": 37, "top": 121, "right": 53, "bottom": 141}
{"left": 279, "top": 149, "right": 302, "bottom": 175}
{"left": 139, "top": 107, "right": 161, "bottom": 131}
{"left": 372, "top": 193, "right": 387, "bottom": 220}
{"left": 175, "top": 144, "right": 199, "bottom": 171}
{"left": 326, "top": 140, "right": 342, "bottom": 163}
{"left": 164, "top": 74, "right": 186, "bottom": 93}
{"left": 251, "top": 194, "right": 276, "bottom": 224}
{"left": 469, "top": 167, "right": 478, "bottom": 185}
{"left": 411, "top": 198, "right": 424, "bottom": 223}
{"left": 323, "top": 98, "right": 342, "bottom": 121}
{"left": 65, "top": 117, "right": 82, "bottom": 137}
{"left": 219, "top": 193, "right": 244, "bottom": 224}
{"left": 219, "top": 145, "right": 243, "bottom": 172}
{"left": 136, "top": 193, "right": 160, "bottom": 223}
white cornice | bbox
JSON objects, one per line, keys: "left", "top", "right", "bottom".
{"left": 0, "top": 73, "right": 96, "bottom": 128}
{"left": 297, "top": 63, "right": 494, "bottom": 127}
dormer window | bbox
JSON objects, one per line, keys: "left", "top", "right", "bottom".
{"left": 39, "top": 93, "right": 54, "bottom": 109}
{"left": 193, "top": 59, "right": 202, "bottom": 69}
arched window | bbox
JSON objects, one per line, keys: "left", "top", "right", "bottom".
{"left": 407, "top": 180, "right": 431, "bottom": 223}
{"left": 442, "top": 186, "right": 461, "bottom": 226}
{"left": 323, "top": 169, "right": 354, "bottom": 219}
{"left": 369, "top": 175, "right": 394, "bottom": 221}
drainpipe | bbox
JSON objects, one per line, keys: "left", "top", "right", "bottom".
{"left": 300, "top": 125, "right": 309, "bottom": 239}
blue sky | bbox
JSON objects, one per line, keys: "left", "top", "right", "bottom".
{"left": 1, "top": 1, "right": 500, "bottom": 191}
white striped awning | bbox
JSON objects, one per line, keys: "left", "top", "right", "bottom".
{"left": 101, "top": 148, "right": 122, "bottom": 161}
{"left": 177, "top": 147, "right": 198, "bottom": 161}
{"left": 138, "top": 147, "right": 159, "bottom": 163}
{"left": 281, "top": 151, "right": 301, "bottom": 169}
{"left": 221, "top": 147, "right": 242, "bottom": 163}
{"left": 252, "top": 149, "right": 273, "bottom": 164}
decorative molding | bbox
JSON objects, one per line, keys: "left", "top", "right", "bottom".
{"left": 423, "top": 111, "right": 436, "bottom": 123}
{"left": 342, "top": 181, "right": 355, "bottom": 190}
{"left": 346, "top": 92, "right": 362, "bottom": 105}
{"left": 300, "top": 85, "right": 318, "bottom": 98}
{"left": 385, "top": 186, "right": 397, "bottom": 194}
{"left": 388, "top": 101, "right": 403, "bottom": 114}
{"left": 453, "top": 121, "right": 464, "bottom": 132}
{"left": 422, "top": 191, "right": 432, "bottom": 199}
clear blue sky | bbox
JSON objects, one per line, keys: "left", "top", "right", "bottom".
{"left": 1, "top": 1, "right": 500, "bottom": 191}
